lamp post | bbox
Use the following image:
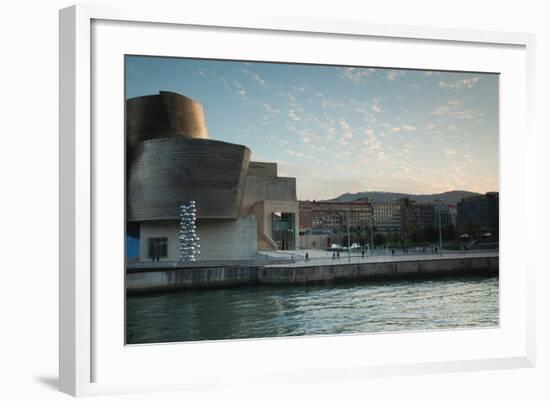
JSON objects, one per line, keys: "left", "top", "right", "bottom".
{"left": 347, "top": 204, "right": 351, "bottom": 262}
{"left": 370, "top": 214, "right": 374, "bottom": 254}
{"left": 436, "top": 199, "right": 443, "bottom": 256}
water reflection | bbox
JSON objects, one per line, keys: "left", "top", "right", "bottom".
{"left": 126, "top": 277, "right": 499, "bottom": 344}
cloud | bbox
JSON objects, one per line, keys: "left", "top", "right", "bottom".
{"left": 438, "top": 76, "right": 481, "bottom": 89}
{"left": 262, "top": 103, "right": 280, "bottom": 114}
{"left": 338, "top": 67, "right": 376, "bottom": 84}
{"left": 321, "top": 98, "right": 346, "bottom": 110}
{"left": 285, "top": 149, "right": 319, "bottom": 162}
{"left": 232, "top": 80, "right": 246, "bottom": 99}
{"left": 432, "top": 100, "right": 483, "bottom": 120}
{"left": 339, "top": 119, "right": 353, "bottom": 144}
{"left": 242, "top": 68, "right": 267, "bottom": 86}
{"left": 386, "top": 70, "right": 407, "bottom": 81}
{"left": 390, "top": 124, "right": 416, "bottom": 133}
{"left": 444, "top": 148, "right": 457, "bottom": 158}
{"left": 362, "top": 128, "right": 380, "bottom": 151}
{"left": 371, "top": 98, "right": 384, "bottom": 113}
{"left": 127, "top": 63, "right": 145, "bottom": 78}
{"left": 422, "top": 71, "right": 442, "bottom": 77}
{"left": 288, "top": 109, "right": 301, "bottom": 121}
{"left": 287, "top": 93, "right": 304, "bottom": 121}
{"left": 349, "top": 99, "right": 370, "bottom": 114}
{"left": 288, "top": 125, "right": 315, "bottom": 144}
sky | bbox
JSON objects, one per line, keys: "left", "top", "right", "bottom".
{"left": 126, "top": 56, "right": 499, "bottom": 201}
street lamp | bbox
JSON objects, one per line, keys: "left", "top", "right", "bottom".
{"left": 370, "top": 214, "right": 374, "bottom": 254}
{"left": 436, "top": 199, "right": 443, "bottom": 256}
{"left": 347, "top": 203, "right": 351, "bottom": 262}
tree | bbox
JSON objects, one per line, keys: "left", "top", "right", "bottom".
{"left": 423, "top": 226, "right": 437, "bottom": 242}
{"left": 443, "top": 224, "right": 456, "bottom": 241}
{"left": 374, "top": 233, "right": 386, "bottom": 246}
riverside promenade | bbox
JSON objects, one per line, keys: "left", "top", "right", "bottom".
{"left": 126, "top": 250, "right": 498, "bottom": 293}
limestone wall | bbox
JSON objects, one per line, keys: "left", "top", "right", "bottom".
{"left": 242, "top": 175, "right": 297, "bottom": 209}
{"left": 139, "top": 216, "right": 258, "bottom": 262}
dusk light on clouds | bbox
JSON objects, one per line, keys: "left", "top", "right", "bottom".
{"left": 126, "top": 56, "right": 499, "bottom": 200}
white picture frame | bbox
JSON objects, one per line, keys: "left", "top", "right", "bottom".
{"left": 59, "top": 4, "right": 536, "bottom": 397}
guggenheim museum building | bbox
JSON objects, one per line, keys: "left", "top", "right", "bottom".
{"left": 126, "top": 91, "right": 298, "bottom": 262}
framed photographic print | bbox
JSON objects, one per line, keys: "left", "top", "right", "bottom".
{"left": 59, "top": 4, "right": 536, "bottom": 397}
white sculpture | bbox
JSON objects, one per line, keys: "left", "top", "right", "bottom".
{"left": 178, "top": 201, "right": 201, "bottom": 262}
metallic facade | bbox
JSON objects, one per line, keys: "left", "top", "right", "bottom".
{"left": 128, "top": 137, "right": 250, "bottom": 221}
{"left": 126, "top": 91, "right": 208, "bottom": 147}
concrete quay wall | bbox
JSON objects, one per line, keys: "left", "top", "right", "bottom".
{"left": 127, "top": 265, "right": 258, "bottom": 293}
{"left": 258, "top": 256, "right": 498, "bottom": 285}
{"left": 126, "top": 256, "right": 498, "bottom": 293}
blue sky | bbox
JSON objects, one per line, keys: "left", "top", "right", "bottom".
{"left": 126, "top": 56, "right": 499, "bottom": 201}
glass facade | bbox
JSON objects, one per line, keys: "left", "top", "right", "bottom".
{"left": 148, "top": 237, "right": 168, "bottom": 259}
{"left": 272, "top": 212, "right": 296, "bottom": 250}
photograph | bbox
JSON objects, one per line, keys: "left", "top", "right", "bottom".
{"left": 124, "top": 56, "right": 499, "bottom": 345}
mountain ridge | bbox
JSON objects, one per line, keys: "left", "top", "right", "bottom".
{"left": 322, "top": 190, "right": 485, "bottom": 206}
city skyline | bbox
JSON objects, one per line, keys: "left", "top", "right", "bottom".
{"left": 126, "top": 56, "right": 499, "bottom": 200}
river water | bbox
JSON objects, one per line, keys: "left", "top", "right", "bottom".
{"left": 126, "top": 276, "right": 499, "bottom": 344}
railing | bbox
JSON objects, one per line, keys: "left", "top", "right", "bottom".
{"left": 126, "top": 255, "right": 298, "bottom": 271}
{"left": 265, "top": 249, "right": 499, "bottom": 267}
{"left": 126, "top": 249, "right": 498, "bottom": 271}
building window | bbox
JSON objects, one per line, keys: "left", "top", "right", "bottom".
{"left": 148, "top": 237, "right": 168, "bottom": 260}
{"left": 272, "top": 212, "right": 296, "bottom": 250}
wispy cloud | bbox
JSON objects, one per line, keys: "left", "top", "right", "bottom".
{"left": 233, "top": 81, "right": 246, "bottom": 100}
{"left": 288, "top": 125, "right": 314, "bottom": 144}
{"left": 439, "top": 76, "right": 482, "bottom": 89}
{"left": 262, "top": 103, "right": 280, "bottom": 114}
{"left": 287, "top": 94, "right": 304, "bottom": 121}
{"left": 363, "top": 128, "right": 380, "bottom": 151}
{"left": 339, "top": 119, "right": 353, "bottom": 144}
{"left": 386, "top": 70, "right": 407, "bottom": 81}
{"left": 432, "top": 100, "right": 483, "bottom": 120}
{"left": 390, "top": 124, "right": 416, "bottom": 133}
{"left": 286, "top": 149, "right": 320, "bottom": 162}
{"left": 242, "top": 68, "right": 267, "bottom": 86}
{"left": 444, "top": 148, "right": 458, "bottom": 157}
{"left": 338, "top": 67, "right": 377, "bottom": 84}
{"left": 371, "top": 98, "right": 384, "bottom": 113}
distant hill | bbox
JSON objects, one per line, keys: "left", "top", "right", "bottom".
{"left": 329, "top": 190, "right": 482, "bottom": 206}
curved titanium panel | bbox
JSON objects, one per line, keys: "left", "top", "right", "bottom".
{"left": 126, "top": 91, "right": 208, "bottom": 146}
{"left": 159, "top": 91, "right": 208, "bottom": 139}
{"left": 128, "top": 138, "right": 250, "bottom": 221}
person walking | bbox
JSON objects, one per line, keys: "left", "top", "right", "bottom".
{"left": 305, "top": 252, "right": 309, "bottom": 262}
{"left": 391, "top": 248, "right": 395, "bottom": 257}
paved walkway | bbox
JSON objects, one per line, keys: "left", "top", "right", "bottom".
{"left": 263, "top": 250, "right": 498, "bottom": 268}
